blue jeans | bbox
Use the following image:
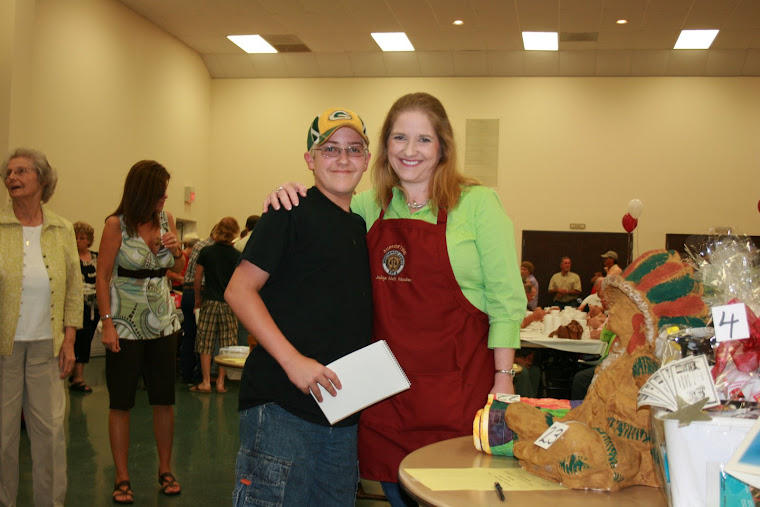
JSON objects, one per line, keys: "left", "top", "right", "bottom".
{"left": 380, "top": 481, "right": 418, "bottom": 507}
{"left": 233, "top": 403, "right": 358, "bottom": 506}
{"left": 180, "top": 287, "right": 199, "bottom": 382}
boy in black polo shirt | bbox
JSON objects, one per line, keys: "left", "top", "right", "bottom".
{"left": 225, "top": 107, "right": 373, "bottom": 506}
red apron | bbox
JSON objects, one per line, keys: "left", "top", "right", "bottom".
{"left": 358, "top": 207, "right": 493, "bottom": 482}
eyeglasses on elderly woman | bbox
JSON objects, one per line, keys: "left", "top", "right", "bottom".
{"left": 4, "top": 167, "right": 34, "bottom": 179}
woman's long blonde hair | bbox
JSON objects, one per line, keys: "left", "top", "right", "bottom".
{"left": 371, "top": 92, "right": 479, "bottom": 210}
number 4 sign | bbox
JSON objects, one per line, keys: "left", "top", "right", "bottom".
{"left": 712, "top": 303, "right": 750, "bottom": 342}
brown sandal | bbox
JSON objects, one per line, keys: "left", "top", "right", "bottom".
{"left": 158, "top": 472, "right": 181, "bottom": 496}
{"left": 112, "top": 480, "right": 134, "bottom": 504}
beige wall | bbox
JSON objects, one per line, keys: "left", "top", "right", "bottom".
{"left": 5, "top": 0, "right": 211, "bottom": 245}
{"left": 209, "top": 77, "right": 760, "bottom": 257}
{"left": 2, "top": 0, "right": 37, "bottom": 158}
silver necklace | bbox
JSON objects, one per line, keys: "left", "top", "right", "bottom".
{"left": 407, "top": 199, "right": 429, "bottom": 210}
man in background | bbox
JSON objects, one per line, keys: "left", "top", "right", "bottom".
{"left": 601, "top": 250, "right": 622, "bottom": 277}
{"left": 548, "top": 256, "right": 581, "bottom": 308}
{"left": 179, "top": 225, "right": 216, "bottom": 384}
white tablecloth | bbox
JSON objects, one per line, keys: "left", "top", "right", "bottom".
{"left": 520, "top": 329, "right": 606, "bottom": 354}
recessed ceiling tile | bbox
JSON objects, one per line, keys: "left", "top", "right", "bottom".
{"left": 299, "top": 30, "right": 375, "bottom": 52}
{"left": 641, "top": 0, "right": 692, "bottom": 30}
{"left": 418, "top": 51, "right": 455, "bottom": 77}
{"left": 383, "top": 52, "right": 422, "bottom": 77}
{"left": 666, "top": 50, "right": 709, "bottom": 75}
{"left": 516, "top": 0, "right": 559, "bottom": 30}
{"left": 486, "top": 51, "right": 525, "bottom": 76}
{"left": 315, "top": 53, "right": 353, "bottom": 77}
{"left": 596, "top": 50, "right": 632, "bottom": 75}
{"left": 482, "top": 29, "right": 524, "bottom": 51}
{"left": 560, "top": 51, "right": 596, "bottom": 76}
{"left": 684, "top": 0, "right": 740, "bottom": 28}
{"left": 182, "top": 35, "right": 235, "bottom": 54}
{"left": 523, "top": 51, "right": 560, "bottom": 76}
{"left": 206, "top": 53, "right": 254, "bottom": 78}
{"left": 561, "top": 41, "right": 599, "bottom": 51}
{"left": 281, "top": 53, "right": 320, "bottom": 78}
{"left": 724, "top": 0, "right": 760, "bottom": 30}
{"left": 409, "top": 31, "right": 452, "bottom": 51}
{"left": 704, "top": 49, "right": 748, "bottom": 75}
{"left": 475, "top": 1, "right": 521, "bottom": 33}
{"left": 201, "top": 54, "right": 226, "bottom": 78}
{"left": 249, "top": 54, "right": 288, "bottom": 78}
{"left": 597, "top": 29, "right": 638, "bottom": 50}
{"left": 712, "top": 29, "right": 752, "bottom": 49}
{"left": 741, "top": 49, "right": 760, "bottom": 75}
{"left": 559, "top": 0, "right": 603, "bottom": 33}
{"left": 632, "top": 30, "right": 679, "bottom": 49}
{"left": 452, "top": 51, "right": 488, "bottom": 76}
{"left": 630, "top": 50, "right": 670, "bottom": 75}
{"left": 383, "top": 0, "right": 438, "bottom": 31}
{"left": 348, "top": 52, "right": 387, "bottom": 77}
{"left": 443, "top": 26, "right": 488, "bottom": 51}
{"left": 336, "top": 0, "right": 398, "bottom": 28}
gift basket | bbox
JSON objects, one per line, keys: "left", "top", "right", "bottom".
{"left": 642, "top": 232, "right": 760, "bottom": 506}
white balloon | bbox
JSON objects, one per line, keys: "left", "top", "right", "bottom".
{"left": 627, "top": 198, "right": 644, "bottom": 219}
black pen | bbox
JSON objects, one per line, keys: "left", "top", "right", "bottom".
{"left": 494, "top": 482, "right": 505, "bottom": 502}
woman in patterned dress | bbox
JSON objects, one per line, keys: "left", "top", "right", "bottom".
{"left": 95, "top": 160, "right": 185, "bottom": 504}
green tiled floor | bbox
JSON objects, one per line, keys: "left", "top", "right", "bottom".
{"left": 16, "top": 357, "right": 389, "bottom": 506}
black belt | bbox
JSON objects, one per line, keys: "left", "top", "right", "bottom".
{"left": 117, "top": 266, "right": 167, "bottom": 279}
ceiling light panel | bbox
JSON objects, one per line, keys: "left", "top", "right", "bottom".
{"left": 674, "top": 29, "right": 719, "bottom": 49}
{"left": 522, "top": 32, "right": 558, "bottom": 51}
{"left": 227, "top": 35, "right": 277, "bottom": 53}
{"left": 371, "top": 32, "right": 415, "bottom": 51}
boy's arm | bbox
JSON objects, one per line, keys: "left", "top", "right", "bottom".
{"left": 224, "top": 259, "right": 342, "bottom": 402}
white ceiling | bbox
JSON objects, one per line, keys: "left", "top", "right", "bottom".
{"left": 117, "top": 0, "right": 760, "bottom": 78}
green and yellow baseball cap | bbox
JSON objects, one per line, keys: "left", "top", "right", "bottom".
{"left": 307, "top": 107, "right": 369, "bottom": 151}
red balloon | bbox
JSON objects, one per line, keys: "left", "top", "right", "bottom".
{"left": 622, "top": 213, "right": 638, "bottom": 233}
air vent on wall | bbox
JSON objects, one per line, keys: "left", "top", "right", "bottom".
{"left": 262, "top": 34, "right": 311, "bottom": 53}
{"left": 559, "top": 32, "right": 598, "bottom": 43}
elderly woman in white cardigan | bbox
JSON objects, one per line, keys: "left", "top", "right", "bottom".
{"left": 0, "top": 148, "right": 82, "bottom": 507}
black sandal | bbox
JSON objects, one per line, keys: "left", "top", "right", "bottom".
{"left": 158, "top": 472, "right": 181, "bottom": 496}
{"left": 69, "top": 381, "right": 92, "bottom": 393}
{"left": 112, "top": 480, "right": 134, "bottom": 504}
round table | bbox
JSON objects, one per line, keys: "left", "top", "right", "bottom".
{"left": 398, "top": 436, "right": 667, "bottom": 507}
{"left": 214, "top": 355, "right": 247, "bottom": 380}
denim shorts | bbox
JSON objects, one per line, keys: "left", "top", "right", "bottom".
{"left": 232, "top": 403, "right": 358, "bottom": 506}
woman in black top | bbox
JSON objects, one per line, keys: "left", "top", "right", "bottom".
{"left": 71, "top": 221, "right": 98, "bottom": 392}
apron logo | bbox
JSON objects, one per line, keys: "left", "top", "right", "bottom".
{"left": 382, "top": 249, "right": 405, "bottom": 276}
